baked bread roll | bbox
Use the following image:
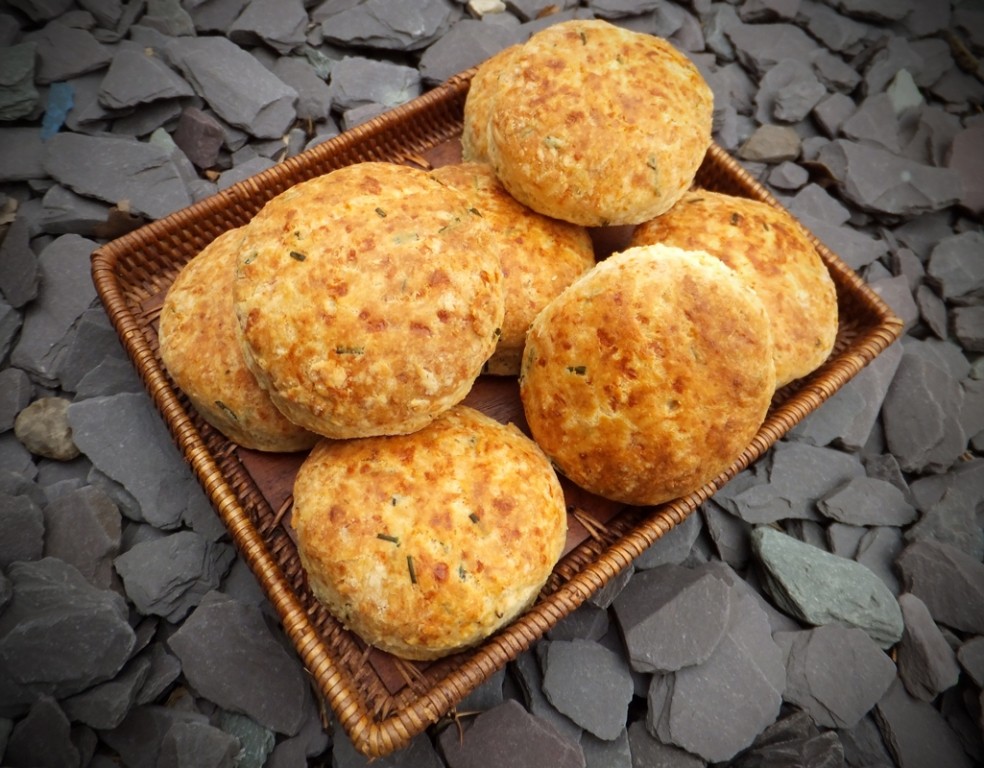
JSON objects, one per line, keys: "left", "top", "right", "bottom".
{"left": 485, "top": 19, "right": 713, "bottom": 226}
{"left": 432, "top": 162, "right": 595, "bottom": 375}
{"left": 520, "top": 244, "right": 776, "bottom": 506}
{"left": 233, "top": 162, "right": 504, "bottom": 439}
{"left": 158, "top": 227, "right": 317, "bottom": 452}
{"left": 292, "top": 405, "right": 567, "bottom": 660}
{"left": 461, "top": 44, "right": 521, "bottom": 163}
{"left": 631, "top": 190, "right": 838, "bottom": 387}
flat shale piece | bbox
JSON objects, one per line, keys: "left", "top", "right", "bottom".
{"left": 896, "top": 539, "right": 984, "bottom": 635}
{"left": 25, "top": 21, "right": 113, "bottom": 83}
{"left": 896, "top": 592, "right": 960, "bottom": 701}
{"left": 98, "top": 47, "right": 195, "bottom": 109}
{"left": 317, "top": 0, "right": 458, "bottom": 52}
{"left": 438, "top": 699, "right": 585, "bottom": 768}
{"left": 166, "top": 36, "right": 297, "bottom": 139}
{"left": 228, "top": 0, "right": 307, "bottom": 55}
{"left": 778, "top": 623, "right": 896, "bottom": 729}
{"left": 927, "top": 231, "right": 984, "bottom": 302}
{"left": 817, "top": 476, "right": 917, "bottom": 527}
{"left": 752, "top": 526, "right": 903, "bottom": 648}
{"left": 613, "top": 564, "right": 731, "bottom": 673}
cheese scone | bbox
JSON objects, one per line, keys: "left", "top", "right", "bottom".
{"left": 520, "top": 244, "right": 776, "bottom": 506}
{"left": 292, "top": 405, "right": 567, "bottom": 660}
{"left": 158, "top": 227, "right": 317, "bottom": 452}
{"left": 233, "top": 162, "right": 505, "bottom": 439}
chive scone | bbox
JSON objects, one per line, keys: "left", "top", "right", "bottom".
{"left": 233, "top": 162, "right": 505, "bottom": 439}
{"left": 485, "top": 19, "right": 713, "bottom": 226}
{"left": 158, "top": 227, "right": 318, "bottom": 452}
{"left": 631, "top": 190, "right": 839, "bottom": 388}
{"left": 432, "top": 162, "right": 595, "bottom": 375}
{"left": 292, "top": 405, "right": 568, "bottom": 660}
{"left": 520, "top": 244, "right": 776, "bottom": 506}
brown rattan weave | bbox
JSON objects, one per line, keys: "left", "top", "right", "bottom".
{"left": 91, "top": 69, "right": 903, "bottom": 757}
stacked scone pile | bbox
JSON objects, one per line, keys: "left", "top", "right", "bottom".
{"left": 158, "top": 19, "right": 839, "bottom": 661}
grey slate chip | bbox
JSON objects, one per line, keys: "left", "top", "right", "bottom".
{"left": 438, "top": 699, "right": 585, "bottom": 768}
{"left": 625, "top": 720, "right": 703, "bottom": 768}
{"left": 318, "top": 0, "right": 459, "bottom": 52}
{"left": 100, "top": 705, "right": 211, "bottom": 768}
{"left": 270, "top": 57, "right": 333, "bottom": 122}
{"left": 752, "top": 526, "right": 904, "bottom": 648}
{"left": 98, "top": 47, "right": 195, "bottom": 109}
{"left": 896, "top": 539, "right": 984, "bottom": 635}
{"left": 0, "top": 216, "right": 38, "bottom": 309}
{"left": 957, "top": 636, "right": 984, "bottom": 688}
{"left": 512, "top": 649, "right": 583, "bottom": 744}
{"left": 726, "top": 22, "right": 821, "bottom": 77}
{"left": 947, "top": 122, "right": 984, "bottom": 216}
{"left": 905, "top": 484, "right": 984, "bottom": 561}
{"left": 927, "top": 232, "right": 984, "bottom": 301}
{"left": 648, "top": 591, "right": 785, "bottom": 763}
{"left": 3, "top": 696, "right": 79, "bottom": 768}
{"left": 855, "top": 525, "right": 904, "bottom": 595}
{"left": 0, "top": 558, "right": 136, "bottom": 711}
{"left": 329, "top": 55, "right": 422, "bottom": 111}
{"left": 61, "top": 654, "right": 151, "bottom": 730}
{"left": 0, "top": 368, "right": 31, "bottom": 433}
{"left": 777, "top": 623, "right": 896, "bottom": 729}
{"left": 818, "top": 476, "right": 917, "bottom": 527}
{"left": 541, "top": 639, "right": 633, "bottom": 741}
{"left": 114, "top": 529, "right": 234, "bottom": 622}
{"left": 896, "top": 592, "right": 960, "bottom": 702}
{"left": 172, "top": 106, "right": 226, "bottom": 168}
{"left": 873, "top": 678, "right": 975, "bottom": 768}
{"left": 38, "top": 185, "right": 116, "bottom": 237}
{"left": 841, "top": 93, "right": 901, "bottom": 153}
{"left": 0, "top": 42, "right": 40, "bottom": 121}
{"left": 25, "top": 21, "right": 113, "bottom": 84}
{"left": 42, "top": 484, "right": 121, "bottom": 589}
{"left": 157, "top": 720, "right": 242, "bottom": 768}
{"left": 167, "top": 591, "right": 309, "bottom": 735}
{"left": 798, "top": 0, "right": 870, "bottom": 51}
{"left": 141, "top": 0, "right": 197, "bottom": 37}
{"left": 613, "top": 564, "right": 731, "bottom": 673}
{"left": 166, "top": 36, "right": 298, "bottom": 139}
{"left": 417, "top": 19, "right": 522, "bottom": 85}
{"left": 228, "top": 0, "right": 307, "bottom": 55}
{"left": 811, "top": 91, "right": 856, "bottom": 139}
{"left": 953, "top": 306, "right": 984, "bottom": 353}
{"left": 43, "top": 133, "right": 193, "bottom": 220}
{"left": 0, "top": 492, "right": 45, "bottom": 569}
{"left": 0, "top": 128, "right": 47, "bottom": 182}
{"left": 633, "top": 509, "right": 702, "bottom": 569}
{"left": 135, "top": 642, "right": 183, "bottom": 705}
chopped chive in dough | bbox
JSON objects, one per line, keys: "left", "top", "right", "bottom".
{"left": 334, "top": 345, "right": 365, "bottom": 355}
{"left": 391, "top": 496, "right": 398, "bottom": 506}
{"left": 468, "top": 206, "right": 482, "bottom": 217}
{"left": 375, "top": 207, "right": 387, "bottom": 217}
{"left": 243, "top": 250, "right": 258, "bottom": 264}
{"left": 579, "top": 30, "right": 587, "bottom": 44}
{"left": 289, "top": 250, "right": 306, "bottom": 261}
{"left": 493, "top": 327, "right": 501, "bottom": 338}
{"left": 567, "top": 365, "right": 587, "bottom": 375}
{"left": 458, "top": 564, "right": 467, "bottom": 581}
{"left": 469, "top": 512, "right": 480, "bottom": 524}
{"left": 730, "top": 212, "right": 742, "bottom": 226}
{"left": 214, "top": 400, "right": 239, "bottom": 422}
{"left": 646, "top": 157, "right": 658, "bottom": 171}
{"left": 376, "top": 533, "right": 399, "bottom": 545}
{"left": 407, "top": 555, "right": 417, "bottom": 584}
{"left": 544, "top": 135, "right": 562, "bottom": 149}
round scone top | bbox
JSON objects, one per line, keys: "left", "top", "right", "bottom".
{"left": 291, "top": 405, "right": 568, "bottom": 661}
{"left": 233, "top": 162, "right": 505, "bottom": 439}
{"left": 486, "top": 19, "right": 713, "bottom": 227}
{"left": 519, "top": 244, "right": 776, "bottom": 507}
{"left": 158, "top": 227, "right": 317, "bottom": 452}
{"left": 432, "top": 162, "right": 596, "bottom": 375}
{"left": 631, "top": 190, "right": 839, "bottom": 388}
{"left": 461, "top": 44, "right": 521, "bottom": 164}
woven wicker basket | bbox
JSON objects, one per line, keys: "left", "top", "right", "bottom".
{"left": 91, "top": 69, "right": 903, "bottom": 757}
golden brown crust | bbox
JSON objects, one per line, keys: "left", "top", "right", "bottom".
{"left": 486, "top": 20, "right": 713, "bottom": 226}
{"left": 519, "top": 244, "right": 776, "bottom": 506}
{"left": 158, "top": 228, "right": 318, "bottom": 452}
{"left": 232, "top": 162, "right": 505, "bottom": 439}
{"left": 431, "top": 162, "right": 595, "bottom": 375}
{"left": 631, "top": 190, "right": 839, "bottom": 387}
{"left": 291, "top": 405, "right": 567, "bottom": 660}
{"left": 461, "top": 45, "right": 521, "bottom": 164}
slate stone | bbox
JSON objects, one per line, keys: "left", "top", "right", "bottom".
{"left": 915, "top": 284, "right": 948, "bottom": 340}
{"left": 613, "top": 564, "right": 731, "bottom": 673}
{"left": 13, "top": 396, "right": 79, "bottom": 462}
{"left": 142, "top": 0, "right": 197, "bottom": 37}
{"left": 38, "top": 184, "right": 118, "bottom": 237}
{"left": 768, "top": 160, "right": 809, "bottom": 190}
{"left": 0, "top": 218, "right": 40, "bottom": 316}
{"left": 634, "top": 510, "right": 702, "bottom": 569}
{"left": 100, "top": 705, "right": 211, "bottom": 768}
{"left": 0, "top": 492, "right": 45, "bottom": 569}
{"left": 438, "top": 699, "right": 584, "bottom": 768}
{"left": 874, "top": 678, "right": 975, "bottom": 768}
{"left": 906, "top": 484, "right": 984, "bottom": 561}
{"left": 896, "top": 539, "right": 984, "bottom": 635}
{"left": 726, "top": 22, "right": 821, "bottom": 77}
{"left": 135, "top": 642, "right": 182, "bottom": 706}
{"left": 329, "top": 55, "right": 422, "bottom": 111}
{"left": 896, "top": 592, "right": 960, "bottom": 702}
{"left": 738, "top": 124, "right": 800, "bottom": 162}
{"left": 60, "top": 655, "right": 151, "bottom": 731}
{"left": 862, "top": 36, "right": 922, "bottom": 97}
{"left": 0, "top": 558, "right": 136, "bottom": 715}
{"left": 587, "top": 562, "right": 633, "bottom": 610}
{"left": 114, "top": 529, "right": 234, "bottom": 622}
{"left": 701, "top": 498, "right": 751, "bottom": 569}
{"left": 318, "top": 0, "right": 459, "bottom": 51}
{"left": 68, "top": 392, "right": 213, "bottom": 530}
{"left": 6, "top": 0, "right": 74, "bottom": 21}
{"left": 157, "top": 719, "right": 242, "bottom": 768}
{"left": 777, "top": 623, "right": 896, "bottom": 729}
{"left": 882, "top": 342, "right": 967, "bottom": 474}
{"left": 98, "top": 48, "right": 195, "bottom": 109}
{"left": 773, "top": 68, "right": 827, "bottom": 124}
{"left": 900, "top": 105, "right": 962, "bottom": 169}
{"left": 547, "top": 603, "right": 610, "bottom": 643}
{"left": 512, "top": 649, "right": 583, "bottom": 743}
{"left": 228, "top": 0, "right": 307, "bottom": 55}
{"left": 947, "top": 123, "right": 984, "bottom": 217}
{"left": 540, "top": 639, "right": 632, "bottom": 741}
{"left": 270, "top": 57, "right": 333, "bottom": 123}
{"left": 798, "top": 0, "right": 869, "bottom": 52}
{"left": 167, "top": 36, "right": 297, "bottom": 139}
{"left": 3, "top": 695, "right": 80, "bottom": 768}
{"left": 647, "top": 590, "right": 785, "bottom": 763}
{"left": 816, "top": 139, "right": 961, "bottom": 217}
{"left": 855, "top": 526, "right": 904, "bottom": 595}
{"left": 626, "top": 720, "right": 703, "bottom": 768}
{"left": 825, "top": 522, "right": 865, "bottom": 559}
{"left": 811, "top": 49, "right": 862, "bottom": 94}
{"left": 42, "top": 484, "right": 121, "bottom": 589}
{"left": 927, "top": 232, "right": 984, "bottom": 302}
{"left": 957, "top": 636, "right": 984, "bottom": 689}
{"left": 167, "top": 591, "right": 309, "bottom": 735}
{"left": 953, "top": 306, "right": 984, "bottom": 353}
{"left": 25, "top": 21, "right": 113, "bottom": 84}
{"left": 43, "top": 133, "right": 192, "bottom": 221}
{"left": 217, "top": 156, "right": 276, "bottom": 190}
{"left": 417, "top": 19, "right": 521, "bottom": 85}
{"left": 841, "top": 93, "right": 901, "bottom": 153}
{"left": 0, "top": 128, "right": 47, "bottom": 183}
{"left": 818, "top": 476, "right": 918, "bottom": 528}
{"left": 0, "top": 369, "right": 31, "bottom": 435}
{"left": 752, "top": 526, "right": 904, "bottom": 648}
{"left": 0, "top": 42, "right": 40, "bottom": 122}
{"left": 171, "top": 106, "right": 225, "bottom": 169}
